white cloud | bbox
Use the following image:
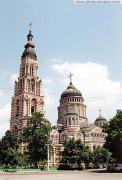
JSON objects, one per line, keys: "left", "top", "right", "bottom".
{"left": 49, "top": 58, "right": 62, "bottom": 64}
{"left": 42, "top": 77, "right": 54, "bottom": 107}
{"left": 42, "top": 77, "right": 53, "bottom": 85}
{"left": 9, "top": 73, "right": 18, "bottom": 84}
{"left": 0, "top": 90, "right": 4, "bottom": 96}
{"left": 41, "top": 77, "right": 58, "bottom": 123}
{"left": 53, "top": 62, "right": 122, "bottom": 121}
{"left": 0, "top": 103, "right": 11, "bottom": 138}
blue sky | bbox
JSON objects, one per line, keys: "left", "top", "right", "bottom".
{"left": 0, "top": 0, "right": 122, "bottom": 137}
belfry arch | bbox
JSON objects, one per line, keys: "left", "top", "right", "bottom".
{"left": 31, "top": 99, "right": 37, "bottom": 114}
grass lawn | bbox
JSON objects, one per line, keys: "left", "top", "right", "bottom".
{"left": 0, "top": 166, "right": 58, "bottom": 173}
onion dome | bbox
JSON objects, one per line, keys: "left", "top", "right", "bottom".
{"left": 61, "top": 82, "right": 82, "bottom": 98}
{"left": 94, "top": 110, "right": 107, "bottom": 127}
{"left": 61, "top": 73, "right": 83, "bottom": 98}
{"left": 22, "top": 24, "right": 37, "bottom": 59}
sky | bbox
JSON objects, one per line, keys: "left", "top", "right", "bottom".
{"left": 0, "top": 0, "right": 122, "bottom": 138}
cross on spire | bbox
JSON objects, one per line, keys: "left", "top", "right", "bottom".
{"left": 29, "top": 23, "right": 32, "bottom": 31}
{"left": 68, "top": 72, "right": 73, "bottom": 83}
{"left": 99, "top": 109, "right": 102, "bottom": 116}
{"left": 27, "top": 23, "right": 33, "bottom": 43}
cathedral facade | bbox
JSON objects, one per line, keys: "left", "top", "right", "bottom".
{"left": 10, "top": 29, "right": 107, "bottom": 164}
{"left": 10, "top": 28, "right": 44, "bottom": 136}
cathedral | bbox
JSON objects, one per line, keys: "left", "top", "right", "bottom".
{"left": 10, "top": 29, "right": 107, "bottom": 163}
{"left": 50, "top": 74, "right": 107, "bottom": 164}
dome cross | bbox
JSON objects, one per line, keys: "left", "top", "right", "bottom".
{"left": 29, "top": 22, "right": 32, "bottom": 32}
{"left": 98, "top": 109, "right": 102, "bottom": 117}
{"left": 68, "top": 72, "right": 73, "bottom": 83}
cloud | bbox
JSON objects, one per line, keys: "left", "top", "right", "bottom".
{"left": 0, "top": 103, "right": 11, "bottom": 138}
{"left": 9, "top": 73, "right": 18, "bottom": 84}
{"left": 53, "top": 61, "right": 122, "bottom": 121}
{"left": 42, "top": 77, "right": 54, "bottom": 106}
{"left": 0, "top": 91, "right": 4, "bottom": 96}
{"left": 41, "top": 77, "right": 58, "bottom": 123}
{"left": 49, "top": 58, "right": 62, "bottom": 64}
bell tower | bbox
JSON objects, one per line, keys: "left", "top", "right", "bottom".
{"left": 10, "top": 26, "right": 44, "bottom": 134}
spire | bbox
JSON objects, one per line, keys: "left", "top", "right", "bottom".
{"left": 27, "top": 23, "right": 33, "bottom": 42}
{"left": 22, "top": 23, "right": 37, "bottom": 59}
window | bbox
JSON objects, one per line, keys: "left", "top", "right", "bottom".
{"left": 31, "top": 79, "right": 35, "bottom": 92}
{"left": 69, "top": 117, "right": 71, "bottom": 125}
{"left": 31, "top": 99, "right": 36, "bottom": 114}
{"left": 16, "top": 99, "right": 20, "bottom": 117}
{"left": 72, "top": 117, "right": 75, "bottom": 125}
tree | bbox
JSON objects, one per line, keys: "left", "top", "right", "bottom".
{"left": 21, "top": 112, "right": 51, "bottom": 168}
{"left": 0, "top": 130, "right": 22, "bottom": 167}
{"left": 103, "top": 110, "right": 122, "bottom": 163}
{"left": 82, "top": 145, "right": 93, "bottom": 168}
{"left": 60, "top": 139, "right": 92, "bottom": 169}
{"left": 92, "top": 146, "right": 110, "bottom": 168}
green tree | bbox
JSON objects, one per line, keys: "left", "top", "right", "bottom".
{"left": 0, "top": 130, "right": 22, "bottom": 167}
{"left": 103, "top": 110, "right": 122, "bottom": 163}
{"left": 21, "top": 112, "right": 51, "bottom": 168}
{"left": 82, "top": 146, "right": 93, "bottom": 168}
{"left": 92, "top": 146, "right": 110, "bottom": 168}
{"left": 61, "top": 139, "right": 92, "bottom": 169}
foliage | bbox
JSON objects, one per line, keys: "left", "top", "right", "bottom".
{"left": 82, "top": 145, "right": 93, "bottom": 168}
{"left": 103, "top": 110, "right": 122, "bottom": 163}
{"left": 0, "top": 130, "right": 22, "bottom": 167}
{"left": 60, "top": 139, "right": 92, "bottom": 169}
{"left": 21, "top": 112, "right": 51, "bottom": 168}
{"left": 92, "top": 146, "right": 110, "bottom": 168}
{"left": 38, "top": 160, "right": 47, "bottom": 170}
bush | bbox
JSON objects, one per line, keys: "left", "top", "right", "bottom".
{"left": 85, "top": 163, "right": 93, "bottom": 169}
{"left": 93, "top": 163, "right": 101, "bottom": 169}
{"left": 38, "top": 160, "right": 46, "bottom": 171}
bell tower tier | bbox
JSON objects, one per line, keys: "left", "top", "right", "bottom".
{"left": 10, "top": 27, "right": 44, "bottom": 135}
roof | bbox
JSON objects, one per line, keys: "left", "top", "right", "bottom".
{"left": 21, "top": 30, "right": 37, "bottom": 59}
{"left": 95, "top": 115, "right": 107, "bottom": 122}
{"left": 61, "top": 82, "right": 82, "bottom": 98}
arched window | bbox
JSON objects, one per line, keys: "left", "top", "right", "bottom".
{"left": 30, "top": 66, "right": 34, "bottom": 76}
{"left": 16, "top": 99, "right": 20, "bottom": 117}
{"left": 30, "top": 66, "right": 31, "bottom": 75}
{"left": 72, "top": 117, "right": 75, "bottom": 125}
{"left": 69, "top": 117, "right": 71, "bottom": 125}
{"left": 31, "top": 99, "right": 36, "bottom": 114}
{"left": 32, "top": 66, "right": 34, "bottom": 76}
{"left": 31, "top": 79, "right": 35, "bottom": 92}
{"left": 22, "top": 67, "right": 25, "bottom": 75}
{"left": 19, "top": 79, "right": 22, "bottom": 93}
{"left": 27, "top": 79, "right": 30, "bottom": 92}
{"left": 76, "top": 117, "right": 78, "bottom": 124}
{"left": 26, "top": 65, "right": 28, "bottom": 75}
